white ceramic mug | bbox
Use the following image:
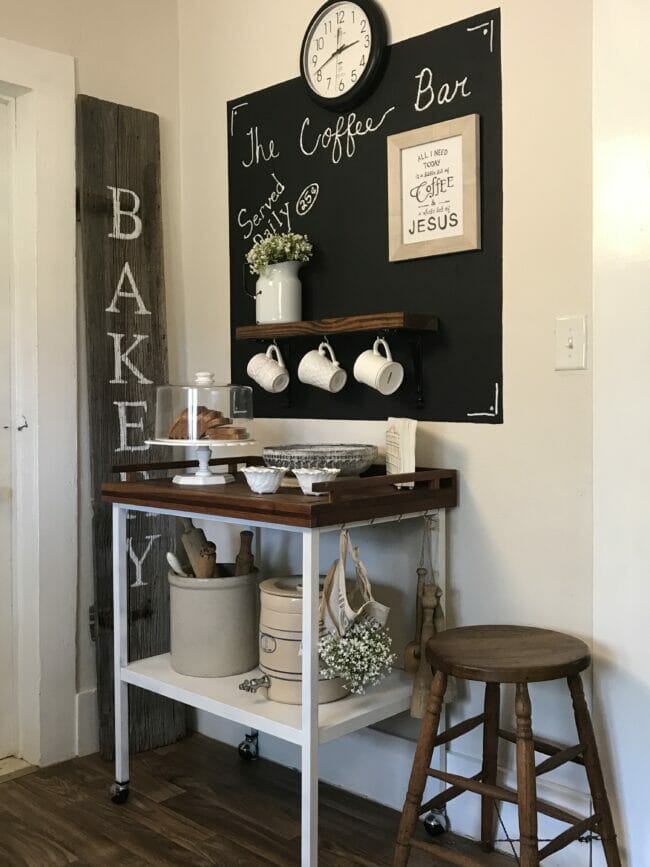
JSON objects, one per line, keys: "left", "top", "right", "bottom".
{"left": 298, "top": 341, "right": 347, "bottom": 393}
{"left": 247, "top": 344, "right": 289, "bottom": 393}
{"left": 353, "top": 337, "right": 404, "bottom": 395}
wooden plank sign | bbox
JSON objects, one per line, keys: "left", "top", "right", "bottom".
{"left": 77, "top": 95, "right": 185, "bottom": 758}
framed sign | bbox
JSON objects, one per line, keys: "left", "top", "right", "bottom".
{"left": 387, "top": 113, "right": 481, "bottom": 261}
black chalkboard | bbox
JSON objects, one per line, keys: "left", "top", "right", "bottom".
{"left": 228, "top": 10, "right": 502, "bottom": 423}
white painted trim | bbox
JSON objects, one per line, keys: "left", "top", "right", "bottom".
{"left": 0, "top": 37, "right": 77, "bottom": 766}
{"left": 0, "top": 96, "right": 17, "bottom": 760}
{"left": 75, "top": 688, "right": 99, "bottom": 757}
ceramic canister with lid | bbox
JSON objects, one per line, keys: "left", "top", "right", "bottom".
{"left": 259, "top": 577, "right": 348, "bottom": 705}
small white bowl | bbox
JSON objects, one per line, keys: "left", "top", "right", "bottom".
{"left": 293, "top": 467, "right": 341, "bottom": 496}
{"left": 241, "top": 465, "right": 288, "bottom": 494}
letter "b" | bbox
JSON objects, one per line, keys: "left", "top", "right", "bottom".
{"left": 108, "top": 186, "right": 143, "bottom": 240}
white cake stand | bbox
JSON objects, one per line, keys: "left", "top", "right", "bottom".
{"left": 145, "top": 439, "right": 255, "bottom": 486}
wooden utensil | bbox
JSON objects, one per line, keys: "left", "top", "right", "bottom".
{"left": 196, "top": 541, "right": 217, "bottom": 579}
{"left": 179, "top": 518, "right": 213, "bottom": 578}
{"left": 235, "top": 530, "right": 255, "bottom": 576}
{"left": 410, "top": 582, "right": 439, "bottom": 719}
{"left": 404, "top": 566, "right": 427, "bottom": 675}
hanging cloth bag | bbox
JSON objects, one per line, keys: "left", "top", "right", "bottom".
{"left": 320, "top": 529, "right": 390, "bottom": 637}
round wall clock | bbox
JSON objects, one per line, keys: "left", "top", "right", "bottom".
{"left": 300, "top": 0, "right": 388, "bottom": 111}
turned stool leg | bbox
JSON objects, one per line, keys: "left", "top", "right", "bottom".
{"left": 515, "top": 682, "right": 539, "bottom": 867}
{"left": 568, "top": 674, "right": 621, "bottom": 867}
{"left": 480, "top": 682, "right": 501, "bottom": 852}
{"left": 394, "top": 670, "right": 448, "bottom": 867}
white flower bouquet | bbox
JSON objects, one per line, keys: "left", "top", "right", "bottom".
{"left": 246, "top": 232, "right": 313, "bottom": 276}
{"left": 319, "top": 618, "right": 396, "bottom": 696}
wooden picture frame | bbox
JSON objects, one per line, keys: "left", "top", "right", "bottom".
{"left": 387, "top": 113, "right": 481, "bottom": 261}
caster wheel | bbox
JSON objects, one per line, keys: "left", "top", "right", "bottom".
{"left": 110, "top": 782, "right": 130, "bottom": 804}
{"left": 238, "top": 732, "right": 259, "bottom": 761}
{"left": 424, "top": 809, "right": 449, "bottom": 837}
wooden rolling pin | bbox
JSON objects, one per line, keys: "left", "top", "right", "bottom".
{"left": 235, "top": 530, "right": 255, "bottom": 576}
{"left": 410, "top": 582, "right": 439, "bottom": 719}
{"left": 404, "top": 567, "right": 427, "bottom": 675}
{"left": 179, "top": 518, "right": 215, "bottom": 578}
{"left": 196, "top": 541, "right": 217, "bottom": 579}
{"left": 432, "top": 583, "right": 455, "bottom": 703}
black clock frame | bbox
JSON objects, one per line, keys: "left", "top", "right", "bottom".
{"left": 299, "top": 0, "right": 388, "bottom": 112}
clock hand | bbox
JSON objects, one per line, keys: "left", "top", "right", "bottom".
{"left": 338, "top": 39, "right": 360, "bottom": 55}
{"left": 315, "top": 38, "right": 361, "bottom": 75}
{"left": 316, "top": 43, "right": 340, "bottom": 75}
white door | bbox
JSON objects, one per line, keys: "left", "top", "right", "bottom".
{"left": 0, "top": 97, "right": 16, "bottom": 759}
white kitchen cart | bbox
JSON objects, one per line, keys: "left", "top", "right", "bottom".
{"left": 103, "top": 461, "right": 457, "bottom": 866}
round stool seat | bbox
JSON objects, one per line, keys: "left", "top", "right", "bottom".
{"left": 425, "top": 625, "right": 591, "bottom": 684}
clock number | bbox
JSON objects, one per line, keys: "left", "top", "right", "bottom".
{"left": 360, "top": 54, "right": 366, "bottom": 67}
{"left": 312, "top": 54, "right": 318, "bottom": 66}
{"left": 338, "top": 79, "right": 345, "bottom": 92}
{"left": 364, "top": 34, "right": 370, "bottom": 48}
{"left": 351, "top": 9, "right": 356, "bottom": 21}
{"left": 316, "top": 69, "right": 323, "bottom": 82}
{"left": 360, "top": 19, "right": 367, "bottom": 31}
{"left": 314, "top": 36, "right": 324, "bottom": 50}
{"left": 351, "top": 68, "right": 358, "bottom": 83}
{"left": 323, "top": 19, "right": 332, "bottom": 34}
{"left": 326, "top": 76, "right": 332, "bottom": 90}
{"left": 336, "top": 10, "right": 345, "bottom": 23}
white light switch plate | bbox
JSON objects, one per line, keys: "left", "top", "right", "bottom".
{"left": 555, "top": 315, "right": 587, "bottom": 370}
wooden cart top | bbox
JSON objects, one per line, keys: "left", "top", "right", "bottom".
{"left": 102, "top": 462, "right": 457, "bottom": 529}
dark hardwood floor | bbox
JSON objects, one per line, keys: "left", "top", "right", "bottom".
{"left": 0, "top": 734, "right": 515, "bottom": 866}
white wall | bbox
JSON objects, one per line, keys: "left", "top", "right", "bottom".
{"left": 0, "top": 0, "right": 184, "bottom": 756}
{"left": 178, "top": 1, "right": 595, "bottom": 860}
{"left": 4, "top": 3, "right": 644, "bottom": 862}
{"left": 593, "top": 2, "right": 650, "bottom": 865}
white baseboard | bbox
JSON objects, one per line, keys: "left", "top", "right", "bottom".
{"left": 193, "top": 711, "right": 604, "bottom": 867}
{"left": 75, "top": 688, "right": 99, "bottom": 757}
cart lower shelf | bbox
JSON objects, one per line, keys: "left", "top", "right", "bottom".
{"left": 122, "top": 654, "right": 412, "bottom": 746}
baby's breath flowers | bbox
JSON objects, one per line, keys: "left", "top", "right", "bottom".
{"left": 246, "top": 232, "right": 313, "bottom": 276}
{"left": 319, "top": 619, "right": 396, "bottom": 695}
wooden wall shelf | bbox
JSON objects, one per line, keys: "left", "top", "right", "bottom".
{"left": 235, "top": 312, "right": 438, "bottom": 341}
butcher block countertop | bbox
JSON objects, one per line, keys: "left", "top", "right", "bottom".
{"left": 102, "top": 464, "right": 458, "bottom": 529}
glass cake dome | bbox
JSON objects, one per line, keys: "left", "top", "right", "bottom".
{"left": 154, "top": 372, "right": 254, "bottom": 444}
{"left": 148, "top": 373, "right": 254, "bottom": 486}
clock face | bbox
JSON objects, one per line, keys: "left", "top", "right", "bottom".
{"left": 302, "top": 1, "right": 376, "bottom": 102}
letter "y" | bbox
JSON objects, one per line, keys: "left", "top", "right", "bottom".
{"left": 127, "top": 534, "right": 161, "bottom": 588}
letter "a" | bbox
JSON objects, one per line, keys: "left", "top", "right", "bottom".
{"left": 106, "top": 262, "right": 151, "bottom": 315}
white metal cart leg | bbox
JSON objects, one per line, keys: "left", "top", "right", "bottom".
{"left": 111, "top": 503, "right": 130, "bottom": 803}
{"left": 301, "top": 529, "right": 320, "bottom": 866}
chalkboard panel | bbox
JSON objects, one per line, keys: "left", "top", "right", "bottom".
{"left": 228, "top": 10, "right": 502, "bottom": 423}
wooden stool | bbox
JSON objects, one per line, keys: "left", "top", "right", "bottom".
{"left": 394, "top": 625, "right": 621, "bottom": 867}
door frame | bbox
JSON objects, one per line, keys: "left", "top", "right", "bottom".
{"left": 0, "top": 95, "right": 16, "bottom": 760}
{"left": 0, "top": 37, "right": 77, "bottom": 766}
